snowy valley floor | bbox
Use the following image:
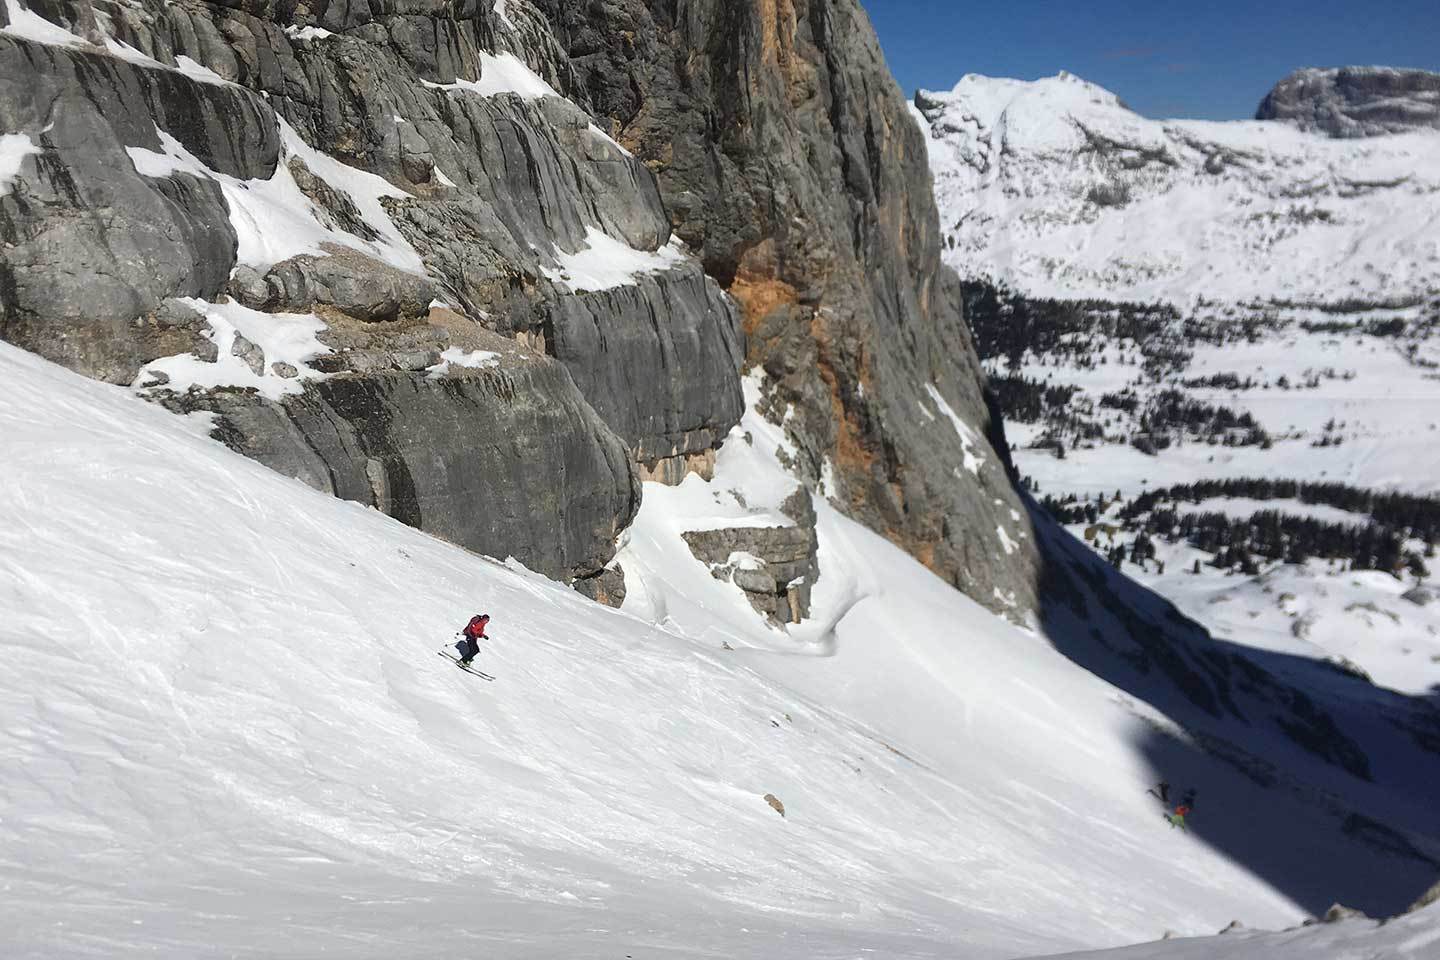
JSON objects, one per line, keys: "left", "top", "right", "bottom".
{"left": 1003, "top": 306, "right": 1440, "bottom": 698}
{"left": 2, "top": 343, "right": 1437, "bottom": 958}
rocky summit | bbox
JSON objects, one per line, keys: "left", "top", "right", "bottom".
{"left": 1257, "top": 66, "right": 1440, "bottom": 138}
{"left": 0, "top": 0, "right": 1035, "bottom": 611}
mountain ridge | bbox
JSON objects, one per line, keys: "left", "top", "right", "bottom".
{"left": 914, "top": 69, "right": 1440, "bottom": 305}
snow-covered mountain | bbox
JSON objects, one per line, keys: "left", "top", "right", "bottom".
{"left": 913, "top": 70, "right": 1440, "bottom": 703}
{"left": 4, "top": 341, "right": 1439, "bottom": 957}
{"left": 4, "top": 0, "right": 1440, "bottom": 953}
{"left": 914, "top": 71, "right": 1440, "bottom": 305}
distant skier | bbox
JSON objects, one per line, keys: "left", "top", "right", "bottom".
{"left": 1166, "top": 803, "right": 1191, "bottom": 830}
{"left": 459, "top": 613, "right": 490, "bottom": 666}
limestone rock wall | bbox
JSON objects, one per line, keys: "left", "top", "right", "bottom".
{"left": 0, "top": 0, "right": 744, "bottom": 580}
{"left": 536, "top": 0, "right": 1040, "bottom": 614}
{"left": 196, "top": 347, "right": 640, "bottom": 581}
{"left": 1, "top": 0, "right": 1042, "bottom": 614}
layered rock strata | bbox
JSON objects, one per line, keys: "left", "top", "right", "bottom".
{"left": 0, "top": 0, "right": 744, "bottom": 579}
{"left": 684, "top": 489, "right": 819, "bottom": 626}
{"left": 544, "top": 0, "right": 1040, "bottom": 615}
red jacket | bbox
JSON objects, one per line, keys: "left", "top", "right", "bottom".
{"left": 464, "top": 616, "right": 489, "bottom": 640}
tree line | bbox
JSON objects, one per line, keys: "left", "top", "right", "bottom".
{"left": 1119, "top": 478, "right": 1440, "bottom": 543}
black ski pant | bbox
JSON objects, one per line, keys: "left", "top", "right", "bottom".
{"left": 461, "top": 637, "right": 480, "bottom": 663}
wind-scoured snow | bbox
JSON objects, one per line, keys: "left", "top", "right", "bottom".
{"left": 0, "top": 131, "right": 40, "bottom": 195}
{"left": 541, "top": 227, "right": 689, "bottom": 292}
{"left": 425, "top": 50, "right": 560, "bottom": 100}
{"left": 136, "top": 298, "right": 330, "bottom": 400}
{"left": 5, "top": 342, "right": 1397, "bottom": 958}
{"left": 1, "top": 0, "right": 84, "bottom": 46}
{"left": 916, "top": 72, "right": 1440, "bottom": 305}
{"left": 124, "top": 122, "right": 423, "bottom": 275}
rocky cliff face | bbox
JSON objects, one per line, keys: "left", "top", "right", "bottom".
{"left": 0, "top": 0, "right": 1039, "bottom": 614}
{"left": 0, "top": 0, "right": 743, "bottom": 581}
{"left": 541, "top": 0, "right": 1041, "bottom": 613}
{"left": 1257, "top": 66, "right": 1440, "bottom": 138}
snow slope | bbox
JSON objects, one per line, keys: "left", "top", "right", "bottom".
{"left": 8, "top": 342, "right": 1437, "bottom": 957}
{"left": 1038, "top": 901, "right": 1440, "bottom": 959}
{"left": 915, "top": 72, "right": 1440, "bottom": 305}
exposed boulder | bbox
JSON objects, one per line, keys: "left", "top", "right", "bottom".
{"left": 1322, "top": 903, "right": 1369, "bottom": 923}
{"left": 1257, "top": 67, "right": 1440, "bottom": 137}
{"left": 231, "top": 249, "right": 440, "bottom": 323}
{"left": 1402, "top": 584, "right": 1436, "bottom": 606}
{"left": 573, "top": 565, "right": 627, "bottom": 608}
{"left": 683, "top": 489, "right": 819, "bottom": 626}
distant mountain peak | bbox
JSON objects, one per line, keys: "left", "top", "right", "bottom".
{"left": 914, "top": 71, "right": 1440, "bottom": 304}
{"left": 1257, "top": 66, "right": 1440, "bottom": 138}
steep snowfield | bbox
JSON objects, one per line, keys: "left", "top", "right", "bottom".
{"left": 915, "top": 72, "right": 1440, "bottom": 305}
{"left": 8, "top": 342, "right": 1427, "bottom": 957}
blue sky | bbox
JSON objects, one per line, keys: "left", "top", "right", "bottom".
{"left": 866, "top": 1, "right": 1440, "bottom": 119}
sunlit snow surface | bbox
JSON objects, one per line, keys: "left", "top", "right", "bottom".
{"left": 424, "top": 50, "right": 560, "bottom": 100}
{"left": 541, "top": 227, "right": 689, "bottom": 292}
{"left": 0, "top": 343, "right": 1360, "bottom": 958}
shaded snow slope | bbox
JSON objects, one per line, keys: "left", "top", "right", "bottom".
{"left": 8, "top": 342, "right": 1437, "bottom": 957}
{"left": 1038, "top": 901, "right": 1440, "bottom": 959}
{"left": 915, "top": 72, "right": 1440, "bottom": 305}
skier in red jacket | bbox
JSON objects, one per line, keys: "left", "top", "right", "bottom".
{"left": 459, "top": 614, "right": 490, "bottom": 666}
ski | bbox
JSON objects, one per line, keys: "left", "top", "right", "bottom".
{"left": 437, "top": 650, "right": 494, "bottom": 681}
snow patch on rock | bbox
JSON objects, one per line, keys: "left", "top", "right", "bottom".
{"left": 541, "top": 227, "right": 688, "bottom": 293}
{"left": 924, "top": 383, "right": 986, "bottom": 476}
{"left": 136, "top": 298, "right": 330, "bottom": 401}
{"left": 0, "top": 131, "right": 40, "bottom": 195}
